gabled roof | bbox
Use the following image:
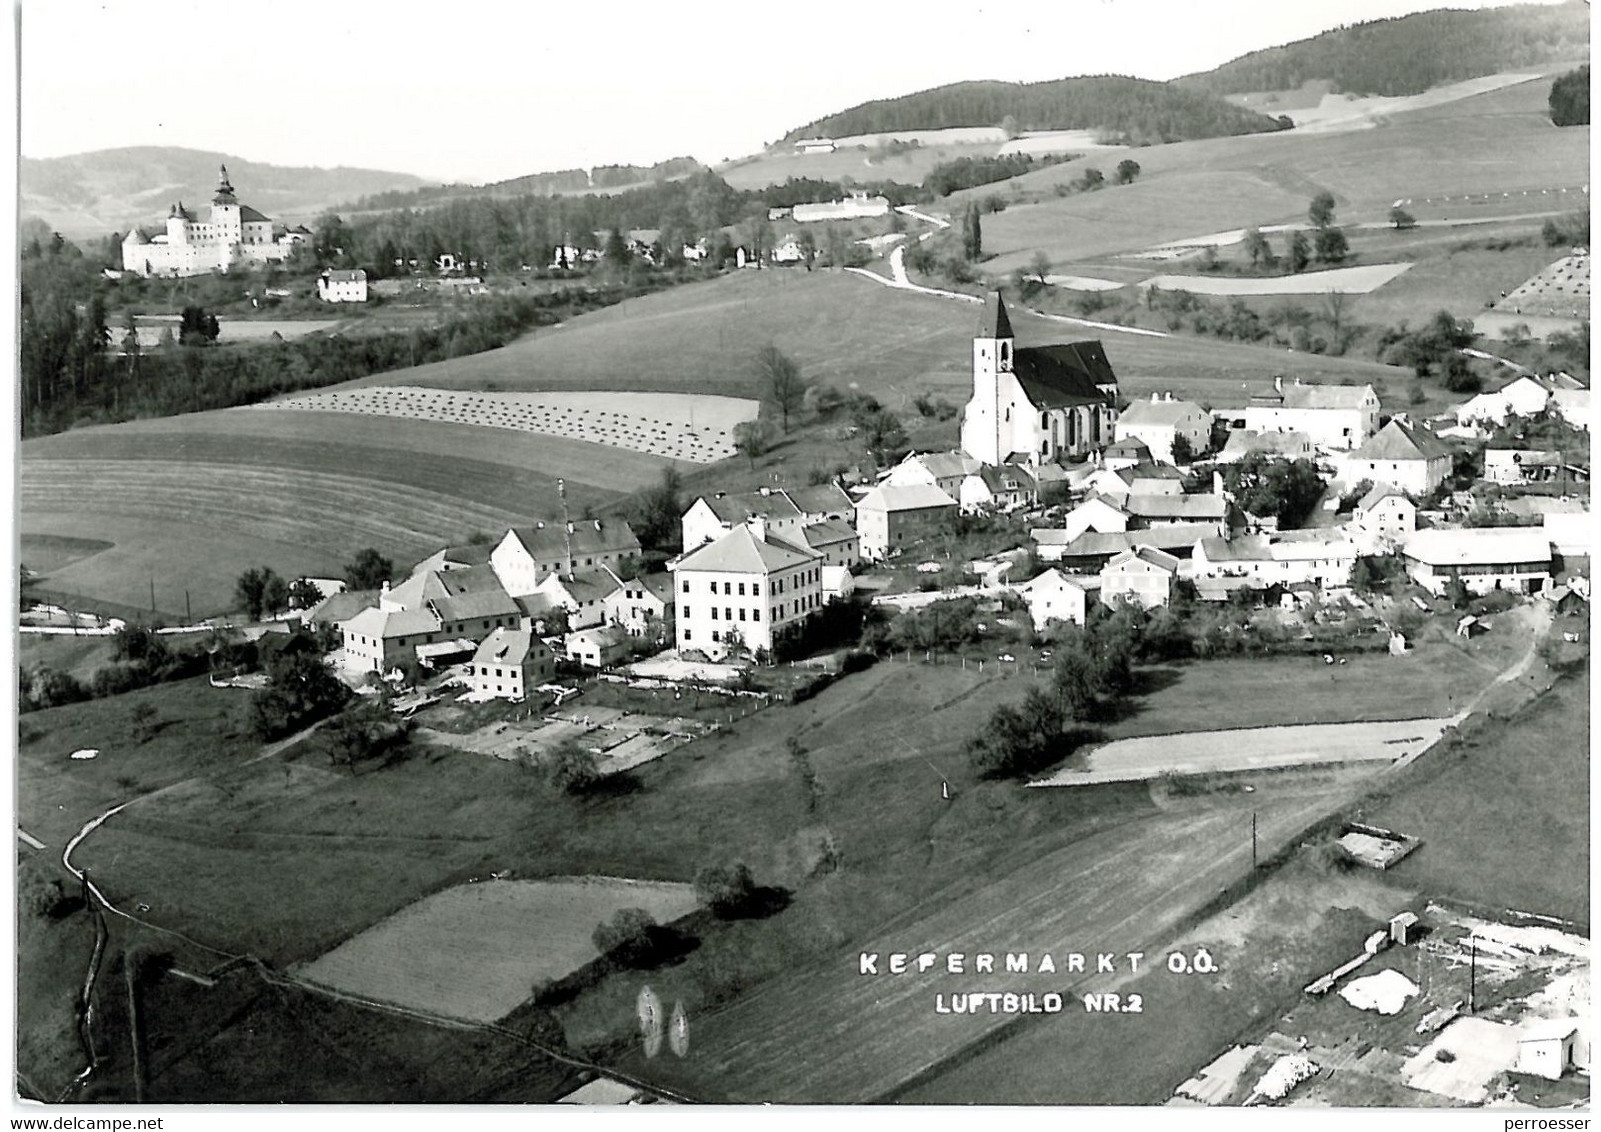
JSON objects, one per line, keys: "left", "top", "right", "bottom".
{"left": 507, "top": 519, "right": 641, "bottom": 560}
{"left": 1402, "top": 526, "right": 1552, "bottom": 566}
{"left": 305, "top": 588, "right": 379, "bottom": 624}
{"left": 1125, "top": 493, "right": 1226, "bottom": 520}
{"left": 1254, "top": 381, "right": 1375, "bottom": 410}
{"left": 432, "top": 588, "right": 520, "bottom": 622}
{"left": 323, "top": 268, "right": 367, "bottom": 282}
{"left": 975, "top": 464, "right": 1035, "bottom": 494}
{"left": 1017, "top": 568, "right": 1088, "bottom": 595}
{"left": 1014, "top": 342, "right": 1118, "bottom": 410}
{"left": 979, "top": 291, "right": 1013, "bottom": 339}
{"left": 545, "top": 567, "right": 625, "bottom": 606}
{"left": 1351, "top": 419, "right": 1450, "bottom": 462}
{"left": 1218, "top": 429, "right": 1313, "bottom": 460}
{"left": 1119, "top": 397, "right": 1207, "bottom": 427}
{"left": 341, "top": 605, "right": 439, "bottom": 640}
{"left": 1040, "top": 523, "right": 1217, "bottom": 557}
{"left": 1105, "top": 461, "right": 1186, "bottom": 486}
{"left": 1198, "top": 535, "right": 1271, "bottom": 562}
{"left": 238, "top": 204, "right": 271, "bottom": 223}
{"left": 386, "top": 565, "right": 507, "bottom": 611}
{"left": 697, "top": 490, "right": 803, "bottom": 525}
{"left": 784, "top": 482, "right": 854, "bottom": 516}
{"left": 673, "top": 523, "right": 820, "bottom": 575}
{"left": 1358, "top": 482, "right": 1410, "bottom": 512}
{"left": 802, "top": 519, "right": 858, "bottom": 548}
{"left": 1104, "top": 437, "right": 1151, "bottom": 458}
{"left": 636, "top": 573, "right": 676, "bottom": 604}
{"left": 471, "top": 626, "right": 550, "bottom": 668}
{"left": 905, "top": 450, "right": 984, "bottom": 481}
{"left": 1105, "top": 545, "right": 1180, "bottom": 573}
{"left": 857, "top": 483, "right": 958, "bottom": 513}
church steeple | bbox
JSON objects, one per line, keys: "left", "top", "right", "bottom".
{"left": 979, "top": 291, "right": 1013, "bottom": 341}
{"left": 213, "top": 164, "right": 237, "bottom": 206}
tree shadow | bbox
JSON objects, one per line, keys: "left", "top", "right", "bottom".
{"left": 712, "top": 885, "right": 793, "bottom": 922}
{"left": 1098, "top": 665, "right": 1186, "bottom": 725}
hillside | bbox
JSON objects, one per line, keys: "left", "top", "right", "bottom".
{"left": 345, "top": 156, "right": 707, "bottom": 212}
{"left": 19, "top": 147, "right": 429, "bottom": 240}
{"left": 782, "top": 76, "right": 1289, "bottom": 146}
{"left": 1180, "top": 0, "right": 1590, "bottom": 98}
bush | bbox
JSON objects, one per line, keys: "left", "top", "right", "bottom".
{"left": 694, "top": 862, "right": 757, "bottom": 917}
{"left": 592, "top": 907, "right": 658, "bottom": 967}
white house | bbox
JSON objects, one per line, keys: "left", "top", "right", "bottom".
{"left": 792, "top": 192, "right": 890, "bottom": 222}
{"left": 1347, "top": 483, "right": 1416, "bottom": 553}
{"left": 669, "top": 520, "right": 824, "bottom": 660}
{"left": 854, "top": 483, "right": 957, "bottom": 561}
{"left": 526, "top": 568, "right": 622, "bottom": 631}
{"left": 317, "top": 268, "right": 368, "bottom": 303}
{"left": 1516, "top": 1021, "right": 1585, "bottom": 1081}
{"left": 565, "top": 625, "right": 632, "bottom": 669}
{"left": 1550, "top": 387, "right": 1590, "bottom": 431}
{"left": 1190, "top": 531, "right": 1358, "bottom": 592}
{"left": 466, "top": 628, "right": 554, "bottom": 700}
{"left": 800, "top": 519, "right": 860, "bottom": 570}
{"left": 1016, "top": 569, "right": 1089, "bottom": 632}
{"left": 682, "top": 489, "right": 806, "bottom": 553}
{"left": 794, "top": 138, "right": 837, "bottom": 155}
{"left": 602, "top": 573, "right": 675, "bottom": 639}
{"left": 1085, "top": 462, "right": 1186, "bottom": 499}
{"left": 1337, "top": 420, "right": 1451, "bottom": 496}
{"left": 1401, "top": 527, "right": 1553, "bottom": 596}
{"left": 1452, "top": 375, "right": 1554, "bottom": 427}
{"left": 1100, "top": 437, "right": 1152, "bottom": 471}
{"left": 1484, "top": 448, "right": 1564, "bottom": 486}
{"left": 1100, "top": 545, "right": 1179, "bottom": 609}
{"left": 885, "top": 450, "right": 984, "bottom": 499}
{"left": 959, "top": 464, "right": 1037, "bottom": 513}
{"left": 1115, "top": 393, "right": 1211, "bottom": 464}
{"left": 960, "top": 292, "right": 1120, "bottom": 467}
{"left": 1214, "top": 429, "right": 1314, "bottom": 465}
{"left": 1243, "top": 378, "right": 1380, "bottom": 450}
{"left": 490, "top": 519, "right": 641, "bottom": 597}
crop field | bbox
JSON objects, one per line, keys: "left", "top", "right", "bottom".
{"left": 1139, "top": 262, "right": 1413, "bottom": 296}
{"left": 296, "top": 877, "right": 699, "bottom": 1023}
{"left": 1494, "top": 252, "right": 1590, "bottom": 319}
{"left": 249, "top": 386, "right": 759, "bottom": 463}
{"left": 19, "top": 411, "right": 660, "bottom": 617}
{"left": 970, "top": 71, "right": 1587, "bottom": 276}
{"left": 716, "top": 142, "right": 988, "bottom": 191}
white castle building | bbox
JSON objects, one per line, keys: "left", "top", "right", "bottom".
{"left": 121, "top": 166, "right": 300, "bottom": 277}
{"left": 960, "top": 292, "right": 1120, "bottom": 468}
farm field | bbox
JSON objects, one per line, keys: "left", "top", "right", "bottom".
{"left": 1139, "top": 261, "right": 1412, "bottom": 296}
{"left": 1364, "top": 663, "right": 1590, "bottom": 924}
{"left": 717, "top": 142, "right": 989, "bottom": 192}
{"left": 296, "top": 877, "right": 700, "bottom": 1023}
{"left": 18, "top": 410, "right": 662, "bottom": 617}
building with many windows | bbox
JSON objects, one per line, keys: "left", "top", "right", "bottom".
{"left": 669, "top": 520, "right": 824, "bottom": 660}
{"left": 121, "top": 166, "right": 300, "bottom": 277}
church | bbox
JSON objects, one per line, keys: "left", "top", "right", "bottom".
{"left": 959, "top": 292, "right": 1120, "bottom": 468}
{"left": 122, "top": 166, "right": 301, "bottom": 277}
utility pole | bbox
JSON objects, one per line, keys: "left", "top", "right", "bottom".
{"left": 1468, "top": 936, "right": 1477, "bottom": 1014}
{"left": 149, "top": 577, "right": 156, "bottom": 617}
{"left": 185, "top": 590, "right": 191, "bottom": 624}
{"left": 557, "top": 478, "right": 574, "bottom": 580}
{"left": 1251, "top": 811, "right": 1258, "bottom": 869}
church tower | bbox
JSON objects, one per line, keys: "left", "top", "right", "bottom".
{"left": 211, "top": 164, "right": 242, "bottom": 246}
{"left": 960, "top": 291, "right": 1015, "bottom": 466}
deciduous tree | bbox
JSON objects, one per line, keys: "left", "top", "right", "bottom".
{"left": 756, "top": 345, "right": 807, "bottom": 433}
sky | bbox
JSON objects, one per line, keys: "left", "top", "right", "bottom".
{"left": 19, "top": 0, "right": 1574, "bottom": 184}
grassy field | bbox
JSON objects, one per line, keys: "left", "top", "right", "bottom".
{"left": 1363, "top": 663, "right": 1589, "bottom": 924}
{"left": 19, "top": 411, "right": 656, "bottom": 618}
{"left": 296, "top": 877, "right": 700, "bottom": 1023}
{"left": 716, "top": 142, "right": 989, "bottom": 192}
{"left": 17, "top": 632, "right": 118, "bottom": 684}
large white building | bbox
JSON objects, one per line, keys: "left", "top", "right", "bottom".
{"left": 1401, "top": 527, "right": 1552, "bottom": 596}
{"left": 1190, "top": 531, "right": 1359, "bottom": 592}
{"left": 1243, "top": 378, "right": 1380, "bottom": 451}
{"left": 121, "top": 166, "right": 300, "bottom": 277}
{"left": 669, "top": 520, "right": 824, "bottom": 660}
{"left": 490, "top": 519, "right": 641, "bottom": 597}
{"left": 1115, "top": 394, "right": 1211, "bottom": 464}
{"left": 1337, "top": 419, "right": 1451, "bottom": 496}
{"left": 960, "top": 292, "right": 1120, "bottom": 468}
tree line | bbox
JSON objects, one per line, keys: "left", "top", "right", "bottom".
{"left": 1549, "top": 65, "right": 1589, "bottom": 126}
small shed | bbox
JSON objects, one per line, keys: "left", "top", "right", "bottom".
{"left": 1388, "top": 911, "right": 1419, "bottom": 946}
{"left": 1455, "top": 615, "right": 1486, "bottom": 638}
{"left": 1517, "top": 1021, "right": 1581, "bottom": 1081}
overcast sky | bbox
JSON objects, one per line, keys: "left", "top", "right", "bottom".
{"left": 19, "top": 0, "right": 1569, "bottom": 184}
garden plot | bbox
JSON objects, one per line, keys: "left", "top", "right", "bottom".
{"left": 417, "top": 705, "right": 713, "bottom": 774}
{"left": 1138, "top": 262, "right": 1412, "bottom": 296}
{"left": 295, "top": 877, "right": 699, "bottom": 1023}
{"left": 244, "top": 386, "right": 759, "bottom": 464}
{"left": 1493, "top": 252, "right": 1590, "bottom": 320}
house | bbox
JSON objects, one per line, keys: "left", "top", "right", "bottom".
{"left": 1452, "top": 374, "right": 1555, "bottom": 427}
{"left": 801, "top": 519, "right": 860, "bottom": 569}
{"left": 960, "top": 292, "right": 1120, "bottom": 467}
{"left": 1032, "top": 523, "right": 1217, "bottom": 569}
{"left": 1484, "top": 448, "right": 1564, "bottom": 485}
{"left": 668, "top": 520, "right": 824, "bottom": 660}
{"left": 854, "top": 483, "right": 958, "bottom": 561}
{"left": 603, "top": 573, "right": 674, "bottom": 639}
{"left": 1115, "top": 393, "right": 1211, "bottom": 464}
{"left": 1243, "top": 378, "right": 1380, "bottom": 450}
{"left": 681, "top": 489, "right": 805, "bottom": 552}
{"left": 1550, "top": 387, "right": 1590, "bottom": 431}
{"left": 1516, "top": 1021, "right": 1585, "bottom": 1081}
{"left": 1190, "top": 530, "right": 1358, "bottom": 592}
{"left": 1337, "top": 420, "right": 1451, "bottom": 496}
{"left": 959, "top": 464, "right": 1037, "bottom": 513}
{"left": 528, "top": 568, "right": 624, "bottom": 631}
{"left": 466, "top": 628, "right": 554, "bottom": 700}
{"left": 784, "top": 482, "right": 856, "bottom": 527}
{"left": 1401, "top": 527, "right": 1552, "bottom": 596}
{"left": 1016, "top": 569, "right": 1090, "bottom": 631}
{"left": 410, "top": 542, "right": 496, "bottom": 574}
{"left": 771, "top": 234, "right": 806, "bottom": 265}
{"left": 884, "top": 450, "right": 983, "bottom": 499}
{"left": 1544, "top": 511, "right": 1591, "bottom": 558}
{"left": 794, "top": 138, "right": 836, "bottom": 155}
{"left": 792, "top": 192, "right": 890, "bottom": 222}
{"left": 339, "top": 566, "right": 522, "bottom": 674}
{"left": 1123, "top": 493, "right": 1228, "bottom": 533}
{"left": 1085, "top": 461, "right": 1186, "bottom": 499}
{"left": 1099, "top": 437, "right": 1151, "bottom": 471}
{"left": 1348, "top": 483, "right": 1416, "bottom": 553}
{"left": 301, "top": 587, "right": 380, "bottom": 630}
{"left": 565, "top": 625, "right": 632, "bottom": 669}
{"left": 490, "top": 519, "right": 641, "bottom": 597}
{"left": 1214, "top": 429, "right": 1315, "bottom": 465}
{"left": 317, "top": 268, "right": 368, "bottom": 303}
{"left": 1100, "top": 545, "right": 1179, "bottom": 609}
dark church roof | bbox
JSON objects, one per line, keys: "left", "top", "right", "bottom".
{"left": 1014, "top": 342, "right": 1118, "bottom": 409}
{"left": 979, "top": 291, "right": 1014, "bottom": 339}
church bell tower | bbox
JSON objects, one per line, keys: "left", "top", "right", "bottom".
{"left": 960, "top": 291, "right": 1015, "bottom": 466}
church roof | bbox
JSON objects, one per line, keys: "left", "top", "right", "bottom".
{"left": 979, "top": 291, "right": 1013, "bottom": 339}
{"left": 1013, "top": 342, "right": 1118, "bottom": 410}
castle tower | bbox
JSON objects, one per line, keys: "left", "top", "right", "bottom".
{"left": 210, "top": 164, "right": 242, "bottom": 247}
{"left": 960, "top": 291, "right": 1015, "bottom": 466}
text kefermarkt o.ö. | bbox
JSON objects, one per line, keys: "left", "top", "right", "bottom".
{"left": 858, "top": 949, "right": 1218, "bottom": 976}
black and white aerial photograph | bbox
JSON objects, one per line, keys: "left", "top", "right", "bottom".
{"left": 8, "top": 0, "right": 1592, "bottom": 1121}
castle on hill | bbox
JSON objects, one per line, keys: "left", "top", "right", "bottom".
{"left": 960, "top": 292, "right": 1120, "bottom": 467}
{"left": 121, "top": 165, "right": 309, "bottom": 277}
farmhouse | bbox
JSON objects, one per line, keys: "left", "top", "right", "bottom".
{"left": 603, "top": 573, "right": 674, "bottom": 639}
{"left": 885, "top": 450, "right": 984, "bottom": 499}
{"left": 1032, "top": 523, "right": 1217, "bottom": 569}
{"left": 1115, "top": 393, "right": 1210, "bottom": 464}
{"left": 467, "top": 628, "right": 554, "bottom": 700}
{"left": 338, "top": 567, "right": 522, "bottom": 674}
{"left": 1190, "top": 530, "right": 1358, "bottom": 592}
{"left": 1060, "top": 494, "right": 1132, "bottom": 540}
{"left": 526, "top": 568, "right": 623, "bottom": 631}
{"left": 1401, "top": 527, "right": 1552, "bottom": 596}
{"left": 566, "top": 625, "right": 631, "bottom": 669}
{"left": 854, "top": 482, "right": 958, "bottom": 561}
{"left": 120, "top": 166, "right": 298, "bottom": 277}
{"left": 801, "top": 519, "right": 860, "bottom": 568}
{"left": 670, "top": 520, "right": 824, "bottom": 660}
{"left": 794, "top": 138, "right": 837, "bottom": 155}
{"left": 1016, "top": 569, "right": 1090, "bottom": 631}
{"left": 1214, "top": 429, "right": 1314, "bottom": 464}
{"left": 1484, "top": 448, "right": 1564, "bottom": 485}
{"left": 1337, "top": 420, "right": 1451, "bottom": 496}
{"left": 1348, "top": 483, "right": 1417, "bottom": 553}
{"left": 960, "top": 292, "right": 1120, "bottom": 468}
{"left": 1452, "top": 374, "right": 1554, "bottom": 427}
{"left": 682, "top": 489, "right": 805, "bottom": 551}
{"left": 959, "top": 464, "right": 1037, "bottom": 513}
{"left": 490, "top": 519, "right": 641, "bottom": 597}
{"left": 1550, "top": 387, "right": 1590, "bottom": 431}
{"left": 792, "top": 192, "right": 890, "bottom": 222}
{"left": 1100, "top": 437, "right": 1152, "bottom": 470}
{"left": 1085, "top": 461, "right": 1186, "bottom": 498}
{"left": 1243, "top": 378, "right": 1380, "bottom": 451}
{"left": 317, "top": 268, "right": 368, "bottom": 303}
{"left": 1100, "top": 545, "right": 1179, "bottom": 609}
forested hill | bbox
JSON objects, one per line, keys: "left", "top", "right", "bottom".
{"left": 781, "top": 76, "right": 1289, "bottom": 144}
{"left": 1179, "top": 1, "right": 1590, "bottom": 98}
